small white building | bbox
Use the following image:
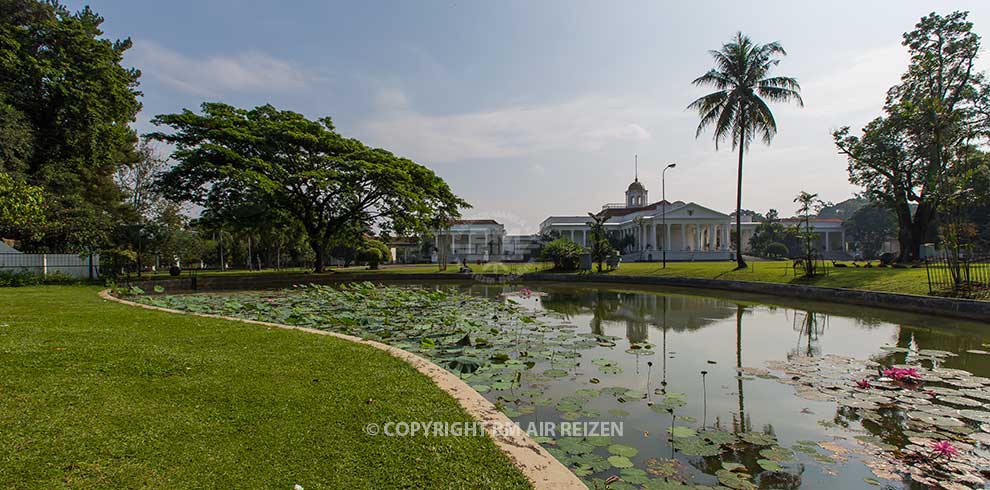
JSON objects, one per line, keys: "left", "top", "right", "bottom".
{"left": 432, "top": 220, "right": 543, "bottom": 263}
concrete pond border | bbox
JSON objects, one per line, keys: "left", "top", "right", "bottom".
{"left": 99, "top": 289, "right": 587, "bottom": 490}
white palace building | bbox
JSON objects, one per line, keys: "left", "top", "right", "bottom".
{"left": 431, "top": 176, "right": 849, "bottom": 264}
{"left": 539, "top": 176, "right": 733, "bottom": 262}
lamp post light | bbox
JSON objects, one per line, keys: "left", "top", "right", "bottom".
{"left": 662, "top": 163, "right": 676, "bottom": 268}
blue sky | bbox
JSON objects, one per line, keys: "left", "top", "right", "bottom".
{"left": 72, "top": 1, "right": 990, "bottom": 233}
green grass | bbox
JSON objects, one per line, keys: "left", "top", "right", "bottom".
{"left": 336, "top": 260, "right": 934, "bottom": 297}
{"left": 0, "top": 286, "right": 532, "bottom": 490}
{"left": 589, "top": 260, "right": 933, "bottom": 296}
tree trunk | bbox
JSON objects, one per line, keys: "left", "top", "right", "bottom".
{"left": 735, "top": 125, "right": 747, "bottom": 269}
{"left": 312, "top": 241, "right": 326, "bottom": 273}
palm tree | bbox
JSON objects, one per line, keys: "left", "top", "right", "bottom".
{"left": 688, "top": 32, "right": 803, "bottom": 269}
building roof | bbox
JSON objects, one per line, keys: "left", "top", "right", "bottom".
{"left": 596, "top": 200, "right": 675, "bottom": 219}
{"left": 626, "top": 179, "right": 646, "bottom": 193}
{"left": 452, "top": 219, "right": 501, "bottom": 225}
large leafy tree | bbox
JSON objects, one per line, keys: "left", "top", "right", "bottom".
{"left": 0, "top": 0, "right": 142, "bottom": 249}
{"left": 689, "top": 32, "right": 803, "bottom": 269}
{"left": 150, "top": 103, "right": 468, "bottom": 272}
{"left": 834, "top": 11, "right": 990, "bottom": 260}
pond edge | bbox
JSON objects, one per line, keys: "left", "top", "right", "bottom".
{"left": 98, "top": 289, "right": 588, "bottom": 490}
{"left": 130, "top": 272, "right": 990, "bottom": 323}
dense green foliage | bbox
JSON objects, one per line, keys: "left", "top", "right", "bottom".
{"left": 0, "top": 270, "right": 77, "bottom": 286}
{"left": 150, "top": 103, "right": 467, "bottom": 272}
{"left": 844, "top": 205, "right": 897, "bottom": 259}
{"left": 0, "top": 170, "right": 43, "bottom": 231}
{"left": 746, "top": 209, "right": 800, "bottom": 258}
{"left": 835, "top": 11, "right": 990, "bottom": 260}
{"left": 0, "top": 286, "right": 531, "bottom": 488}
{"left": 540, "top": 238, "right": 584, "bottom": 271}
{"left": 356, "top": 237, "right": 391, "bottom": 269}
{"left": 689, "top": 32, "right": 803, "bottom": 268}
{"left": 0, "top": 0, "right": 141, "bottom": 249}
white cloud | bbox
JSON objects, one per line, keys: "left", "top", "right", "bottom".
{"left": 797, "top": 44, "right": 907, "bottom": 119}
{"left": 360, "top": 94, "right": 653, "bottom": 162}
{"left": 131, "top": 40, "right": 310, "bottom": 96}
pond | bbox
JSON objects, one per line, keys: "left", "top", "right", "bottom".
{"left": 136, "top": 281, "right": 990, "bottom": 489}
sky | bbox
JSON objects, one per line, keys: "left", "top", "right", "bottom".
{"left": 69, "top": 0, "right": 990, "bottom": 234}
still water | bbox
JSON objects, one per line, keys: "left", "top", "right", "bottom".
{"left": 459, "top": 283, "right": 990, "bottom": 489}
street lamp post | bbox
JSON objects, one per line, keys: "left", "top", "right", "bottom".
{"left": 662, "top": 163, "right": 676, "bottom": 268}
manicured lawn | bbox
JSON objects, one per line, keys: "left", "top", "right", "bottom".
{"left": 594, "top": 260, "right": 933, "bottom": 296}
{"left": 0, "top": 286, "right": 532, "bottom": 490}
{"left": 338, "top": 260, "right": 934, "bottom": 297}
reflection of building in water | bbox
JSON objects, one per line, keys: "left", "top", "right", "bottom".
{"left": 539, "top": 288, "right": 737, "bottom": 344}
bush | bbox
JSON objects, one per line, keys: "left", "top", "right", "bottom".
{"left": 766, "top": 242, "right": 789, "bottom": 258}
{"left": 0, "top": 271, "right": 80, "bottom": 287}
{"left": 357, "top": 238, "right": 391, "bottom": 269}
{"left": 540, "top": 238, "right": 584, "bottom": 271}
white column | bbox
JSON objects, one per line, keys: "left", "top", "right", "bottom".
{"left": 708, "top": 224, "right": 715, "bottom": 251}
{"left": 723, "top": 225, "right": 730, "bottom": 251}
{"left": 581, "top": 229, "right": 587, "bottom": 247}
{"left": 694, "top": 225, "right": 700, "bottom": 251}
{"left": 665, "top": 223, "right": 671, "bottom": 251}
{"left": 824, "top": 232, "right": 831, "bottom": 251}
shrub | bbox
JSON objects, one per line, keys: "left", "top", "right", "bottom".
{"left": 766, "top": 242, "right": 789, "bottom": 258}
{"left": 0, "top": 271, "right": 80, "bottom": 287}
{"left": 540, "top": 238, "right": 584, "bottom": 271}
{"left": 357, "top": 239, "right": 391, "bottom": 269}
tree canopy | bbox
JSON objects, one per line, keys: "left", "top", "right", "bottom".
{"left": 834, "top": 11, "right": 990, "bottom": 260}
{"left": 0, "top": 0, "right": 142, "bottom": 249}
{"left": 149, "top": 103, "right": 468, "bottom": 272}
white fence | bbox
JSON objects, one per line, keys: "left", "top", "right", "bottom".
{"left": 0, "top": 253, "right": 100, "bottom": 279}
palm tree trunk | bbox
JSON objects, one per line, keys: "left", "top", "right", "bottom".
{"left": 735, "top": 124, "right": 747, "bottom": 269}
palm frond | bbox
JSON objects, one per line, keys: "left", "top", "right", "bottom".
{"left": 749, "top": 97, "right": 778, "bottom": 145}
{"left": 758, "top": 85, "right": 804, "bottom": 106}
{"left": 692, "top": 69, "right": 732, "bottom": 89}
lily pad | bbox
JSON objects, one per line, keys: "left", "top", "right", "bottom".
{"left": 608, "top": 455, "right": 634, "bottom": 468}
{"left": 607, "top": 444, "right": 639, "bottom": 458}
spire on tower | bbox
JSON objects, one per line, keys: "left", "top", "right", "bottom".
{"left": 634, "top": 154, "right": 638, "bottom": 182}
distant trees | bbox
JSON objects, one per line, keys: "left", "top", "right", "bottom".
{"left": 150, "top": 103, "right": 467, "bottom": 272}
{"left": 689, "top": 32, "right": 803, "bottom": 269}
{"left": 834, "top": 11, "right": 990, "bottom": 261}
{"left": 747, "top": 209, "right": 800, "bottom": 258}
{"left": 844, "top": 205, "right": 897, "bottom": 260}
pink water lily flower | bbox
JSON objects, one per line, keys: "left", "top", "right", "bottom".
{"left": 856, "top": 379, "right": 871, "bottom": 389}
{"left": 930, "top": 440, "right": 959, "bottom": 459}
{"left": 882, "top": 367, "right": 921, "bottom": 381}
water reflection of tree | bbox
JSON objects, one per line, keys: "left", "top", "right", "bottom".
{"left": 735, "top": 304, "right": 749, "bottom": 433}
{"left": 788, "top": 311, "right": 829, "bottom": 359}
